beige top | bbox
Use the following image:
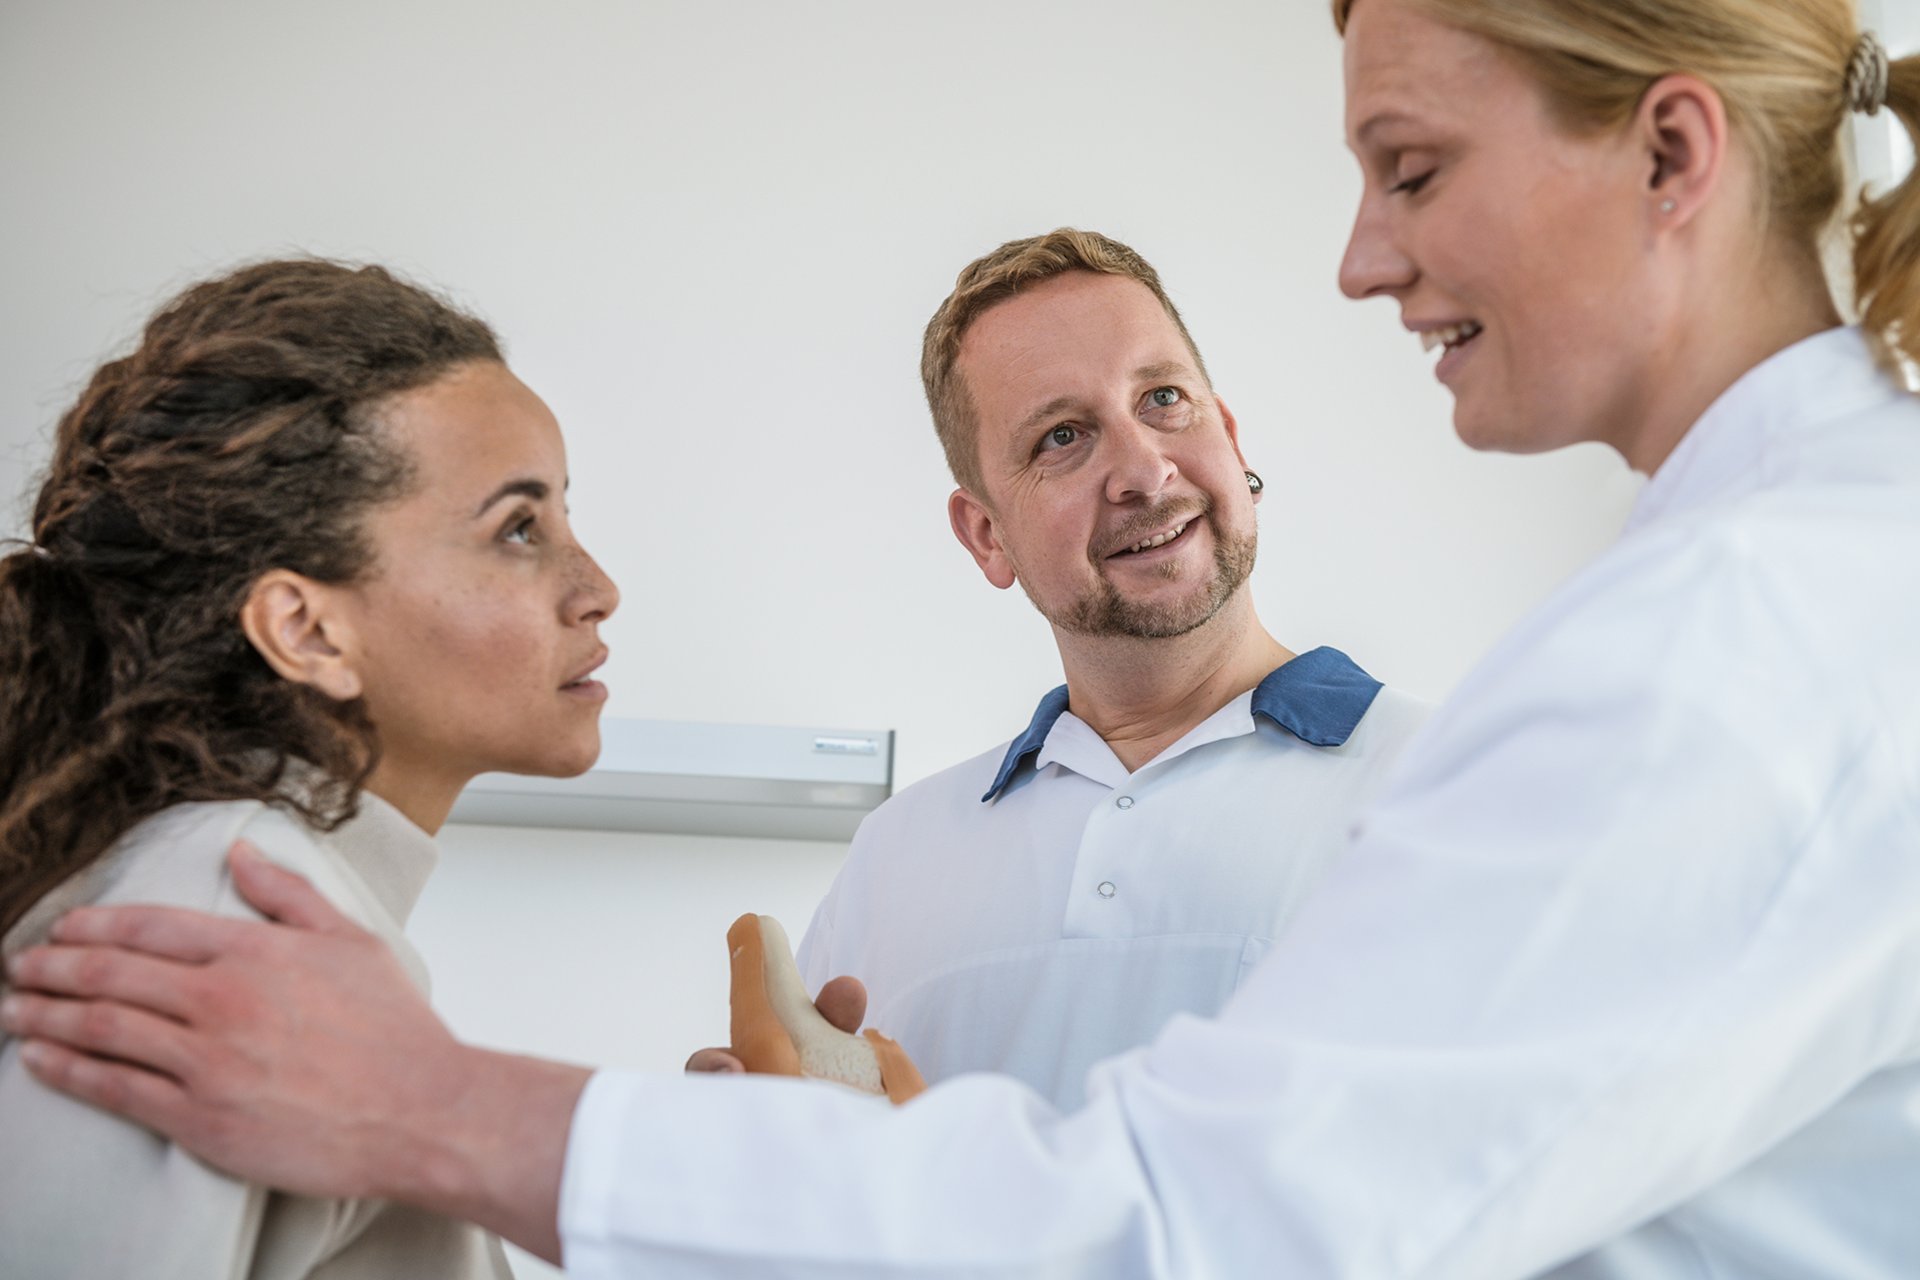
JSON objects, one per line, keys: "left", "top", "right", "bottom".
{"left": 0, "top": 794, "right": 514, "bottom": 1280}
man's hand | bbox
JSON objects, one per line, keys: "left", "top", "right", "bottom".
{"left": 685, "top": 975, "right": 868, "bottom": 1073}
{"left": 0, "top": 842, "right": 589, "bottom": 1264}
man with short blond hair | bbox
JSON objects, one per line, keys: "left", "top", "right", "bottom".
{"left": 766, "top": 228, "right": 1429, "bottom": 1107}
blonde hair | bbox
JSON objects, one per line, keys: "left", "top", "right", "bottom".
{"left": 921, "top": 229, "right": 1210, "bottom": 495}
{"left": 1331, "top": 0, "right": 1920, "bottom": 378}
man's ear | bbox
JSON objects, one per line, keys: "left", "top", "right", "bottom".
{"left": 1217, "top": 396, "right": 1262, "bottom": 505}
{"left": 239, "top": 570, "right": 364, "bottom": 702}
{"left": 1638, "top": 73, "right": 1728, "bottom": 228}
{"left": 948, "top": 488, "right": 1018, "bottom": 590}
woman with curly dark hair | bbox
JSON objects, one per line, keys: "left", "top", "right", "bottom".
{"left": 0, "top": 258, "right": 617, "bottom": 1278}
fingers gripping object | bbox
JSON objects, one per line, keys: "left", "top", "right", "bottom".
{"left": 726, "top": 913, "right": 926, "bottom": 1104}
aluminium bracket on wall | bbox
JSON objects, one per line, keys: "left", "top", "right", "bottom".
{"left": 449, "top": 718, "right": 895, "bottom": 841}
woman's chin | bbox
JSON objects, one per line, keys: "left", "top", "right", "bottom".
{"left": 542, "top": 734, "right": 604, "bottom": 779}
{"left": 491, "top": 728, "right": 604, "bottom": 781}
{"left": 1451, "top": 406, "right": 1565, "bottom": 456}
{"left": 1451, "top": 402, "right": 1512, "bottom": 453}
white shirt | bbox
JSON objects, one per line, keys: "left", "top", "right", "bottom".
{"left": 559, "top": 327, "right": 1920, "bottom": 1279}
{"left": 797, "top": 649, "right": 1430, "bottom": 1109}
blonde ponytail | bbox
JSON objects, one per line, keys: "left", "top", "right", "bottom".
{"left": 1853, "top": 52, "right": 1920, "bottom": 381}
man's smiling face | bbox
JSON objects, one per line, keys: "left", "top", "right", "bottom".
{"left": 948, "top": 270, "right": 1258, "bottom": 640}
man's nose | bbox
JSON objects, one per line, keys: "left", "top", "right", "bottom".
{"left": 1103, "top": 418, "right": 1177, "bottom": 504}
{"left": 1338, "top": 194, "right": 1415, "bottom": 301}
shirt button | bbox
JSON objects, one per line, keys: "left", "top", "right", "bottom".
{"left": 1097, "top": 881, "right": 1117, "bottom": 899}
{"left": 1115, "top": 795, "right": 1134, "bottom": 810}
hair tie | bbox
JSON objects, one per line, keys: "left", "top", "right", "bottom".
{"left": 1846, "top": 31, "right": 1889, "bottom": 116}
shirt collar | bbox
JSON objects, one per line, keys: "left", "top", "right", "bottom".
{"left": 319, "top": 789, "right": 441, "bottom": 926}
{"left": 980, "top": 645, "right": 1383, "bottom": 802}
{"left": 273, "top": 763, "right": 440, "bottom": 925}
{"left": 1249, "top": 645, "right": 1385, "bottom": 747}
{"left": 981, "top": 685, "right": 1072, "bottom": 803}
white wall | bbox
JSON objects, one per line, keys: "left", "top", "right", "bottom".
{"left": 1874, "top": 1, "right": 1920, "bottom": 184}
{"left": 3, "top": 4, "right": 1910, "bottom": 1274}
{"left": 409, "top": 827, "right": 847, "bottom": 1070}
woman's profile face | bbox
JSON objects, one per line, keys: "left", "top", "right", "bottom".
{"left": 1337, "top": 0, "right": 1669, "bottom": 460}
{"left": 335, "top": 361, "right": 619, "bottom": 803}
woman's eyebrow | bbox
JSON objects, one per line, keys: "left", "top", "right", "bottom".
{"left": 473, "top": 478, "right": 549, "bottom": 518}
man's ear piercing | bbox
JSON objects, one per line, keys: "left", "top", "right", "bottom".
{"left": 1246, "top": 470, "right": 1264, "bottom": 495}
{"left": 1660, "top": 198, "right": 1678, "bottom": 215}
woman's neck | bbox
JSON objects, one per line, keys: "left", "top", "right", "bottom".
{"left": 363, "top": 760, "right": 464, "bottom": 836}
{"left": 1625, "top": 249, "right": 1842, "bottom": 476}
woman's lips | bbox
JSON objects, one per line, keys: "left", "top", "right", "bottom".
{"left": 1435, "top": 327, "right": 1482, "bottom": 383}
{"left": 560, "top": 648, "right": 609, "bottom": 699}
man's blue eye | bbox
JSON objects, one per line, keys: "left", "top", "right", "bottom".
{"left": 1040, "top": 425, "right": 1080, "bottom": 451}
{"left": 1149, "top": 387, "right": 1181, "bottom": 408}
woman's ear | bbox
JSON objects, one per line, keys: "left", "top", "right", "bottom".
{"left": 239, "top": 571, "right": 364, "bottom": 702}
{"left": 1638, "top": 73, "right": 1728, "bottom": 227}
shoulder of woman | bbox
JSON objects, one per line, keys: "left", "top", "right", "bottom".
{"left": 77, "top": 801, "right": 388, "bottom": 936}
{"left": 4, "top": 801, "right": 285, "bottom": 953}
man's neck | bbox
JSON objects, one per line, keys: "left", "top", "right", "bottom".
{"left": 1051, "top": 594, "right": 1294, "bottom": 772}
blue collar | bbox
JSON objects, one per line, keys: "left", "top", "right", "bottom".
{"left": 980, "top": 646, "right": 1384, "bottom": 803}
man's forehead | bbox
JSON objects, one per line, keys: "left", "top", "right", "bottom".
{"left": 957, "top": 275, "right": 1199, "bottom": 423}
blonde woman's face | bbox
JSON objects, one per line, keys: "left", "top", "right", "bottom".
{"left": 1337, "top": 0, "right": 1668, "bottom": 459}
{"left": 337, "top": 361, "right": 620, "bottom": 805}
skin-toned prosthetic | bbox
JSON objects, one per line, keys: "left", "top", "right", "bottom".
{"left": 727, "top": 914, "right": 925, "bottom": 1104}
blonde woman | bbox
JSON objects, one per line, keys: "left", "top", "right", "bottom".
{"left": 6, "top": 2, "right": 1920, "bottom": 1275}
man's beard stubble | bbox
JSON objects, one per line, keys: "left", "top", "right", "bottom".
{"left": 1022, "top": 503, "right": 1257, "bottom": 641}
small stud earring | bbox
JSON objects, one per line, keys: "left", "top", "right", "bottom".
{"left": 1660, "top": 198, "right": 1678, "bottom": 215}
{"left": 1245, "top": 470, "right": 1264, "bottom": 495}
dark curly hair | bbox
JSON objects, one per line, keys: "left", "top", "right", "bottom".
{"left": 0, "top": 259, "right": 501, "bottom": 938}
